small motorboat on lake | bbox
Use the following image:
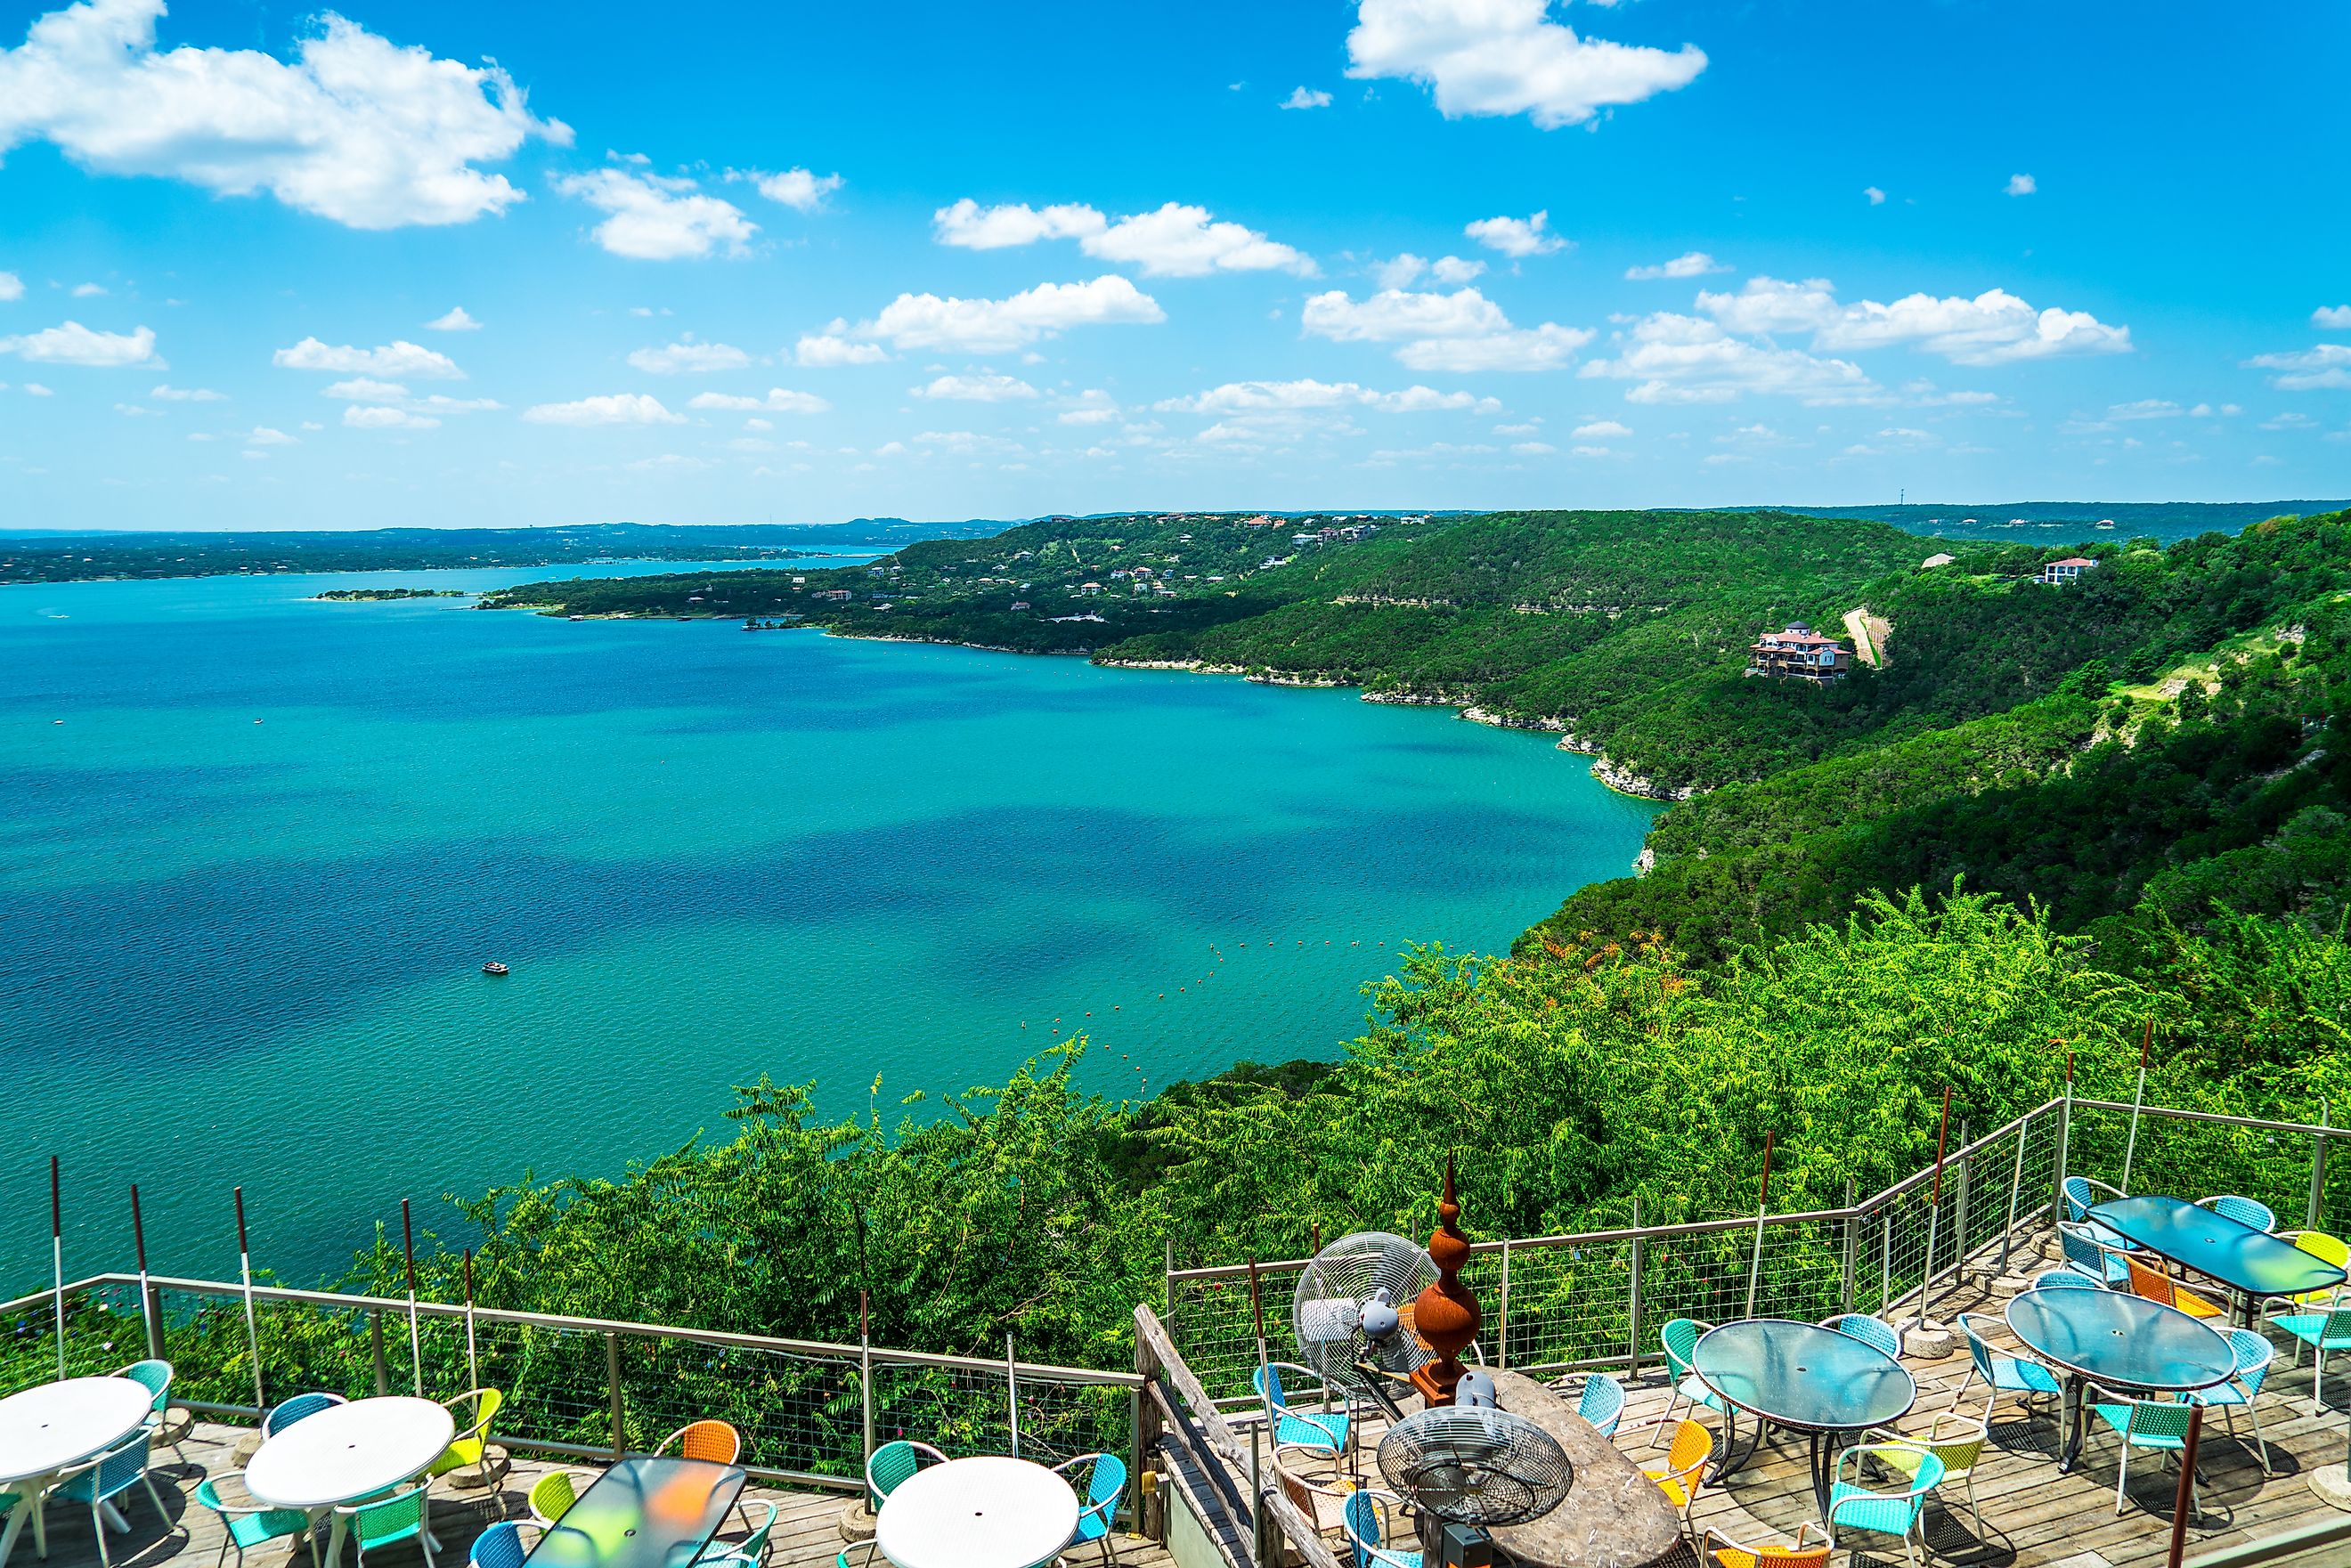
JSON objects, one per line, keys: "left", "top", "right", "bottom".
{"left": 482, "top": 961, "right": 508, "bottom": 976}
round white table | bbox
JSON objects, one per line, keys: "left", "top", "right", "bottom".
{"left": 875, "top": 1456, "right": 1079, "bottom": 1568}
{"left": 247, "top": 1397, "right": 454, "bottom": 1566}
{"left": 0, "top": 1377, "right": 157, "bottom": 1567}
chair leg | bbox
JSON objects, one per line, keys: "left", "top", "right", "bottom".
{"left": 93, "top": 1498, "right": 113, "bottom": 1568}
{"left": 1968, "top": 1470, "right": 1983, "bottom": 1536}
{"left": 2248, "top": 1395, "right": 2273, "bottom": 1474}
{"left": 142, "top": 1475, "right": 167, "bottom": 1521}
{"left": 2115, "top": 1442, "right": 2130, "bottom": 1516}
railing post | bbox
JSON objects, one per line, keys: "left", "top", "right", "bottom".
{"left": 606, "top": 1331, "right": 625, "bottom": 1458}
{"left": 370, "top": 1312, "right": 390, "bottom": 1397}
{"left": 2053, "top": 1091, "right": 2072, "bottom": 1224}
{"left": 1164, "top": 1238, "right": 1175, "bottom": 1327}
{"left": 2311, "top": 1100, "right": 2331, "bottom": 1232}
{"left": 1133, "top": 1324, "right": 1165, "bottom": 1543}
{"left": 142, "top": 1281, "right": 164, "bottom": 1363}
{"left": 1879, "top": 1210, "right": 1892, "bottom": 1315}
{"left": 1497, "top": 1239, "right": 1511, "bottom": 1371}
{"left": 1006, "top": 1333, "right": 1020, "bottom": 1459}
{"left": 1998, "top": 1109, "right": 2030, "bottom": 1277}
{"left": 1626, "top": 1198, "right": 1643, "bottom": 1377}
{"left": 859, "top": 1293, "right": 875, "bottom": 1467}
{"left": 1953, "top": 1120, "right": 1973, "bottom": 1286}
{"left": 1840, "top": 1182, "right": 1859, "bottom": 1315}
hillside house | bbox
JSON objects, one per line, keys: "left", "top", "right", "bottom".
{"left": 2038, "top": 556, "right": 2098, "bottom": 585}
{"left": 1078, "top": 581, "right": 1103, "bottom": 596}
{"left": 1748, "top": 624, "right": 1855, "bottom": 683}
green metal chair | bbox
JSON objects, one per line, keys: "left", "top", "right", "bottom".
{"left": 117, "top": 1360, "right": 188, "bottom": 1463}
{"left": 1655, "top": 1318, "right": 1726, "bottom": 1443}
{"left": 336, "top": 1483, "right": 436, "bottom": 1568}
{"left": 2086, "top": 1387, "right": 2201, "bottom": 1516}
{"left": 862, "top": 1439, "right": 947, "bottom": 1512}
{"left": 694, "top": 1500, "right": 777, "bottom": 1567}
{"left": 2271, "top": 1300, "right": 2351, "bottom": 1403}
{"left": 56, "top": 1431, "right": 169, "bottom": 1568}
{"left": 195, "top": 1474, "right": 313, "bottom": 1568}
{"left": 2192, "top": 1327, "right": 2277, "bottom": 1473}
{"left": 525, "top": 1470, "right": 584, "bottom": 1530}
{"left": 426, "top": 1389, "right": 504, "bottom": 1492}
{"left": 1826, "top": 1442, "right": 1942, "bottom": 1567}
{"left": 1863, "top": 1415, "right": 1988, "bottom": 1536}
{"left": 263, "top": 1392, "right": 347, "bottom": 1438}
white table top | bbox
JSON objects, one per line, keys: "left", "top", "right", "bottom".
{"left": 875, "top": 1456, "right": 1078, "bottom": 1568}
{"left": 0, "top": 1377, "right": 154, "bottom": 1485}
{"left": 245, "top": 1396, "right": 455, "bottom": 1510}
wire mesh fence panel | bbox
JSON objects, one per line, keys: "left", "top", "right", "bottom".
{"left": 619, "top": 1335, "right": 864, "bottom": 1481}
{"left": 150, "top": 1286, "right": 378, "bottom": 1410}
{"left": 463, "top": 1316, "right": 614, "bottom": 1452}
{"left": 1167, "top": 1264, "right": 1309, "bottom": 1407}
{"left": 0, "top": 1281, "right": 144, "bottom": 1395}
{"left": 2065, "top": 1104, "right": 2324, "bottom": 1224}
{"left": 1496, "top": 1237, "right": 1635, "bottom": 1374}
{"left": 869, "top": 1356, "right": 1013, "bottom": 1459}
{"left": 1009, "top": 1375, "right": 1132, "bottom": 1469}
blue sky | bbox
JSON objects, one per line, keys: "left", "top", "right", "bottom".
{"left": 1, "top": 0, "right": 2346, "bottom": 530}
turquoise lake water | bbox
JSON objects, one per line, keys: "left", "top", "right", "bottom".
{"left": 0, "top": 563, "right": 1656, "bottom": 1289}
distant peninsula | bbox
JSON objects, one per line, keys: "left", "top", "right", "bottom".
{"left": 313, "top": 587, "right": 471, "bottom": 601}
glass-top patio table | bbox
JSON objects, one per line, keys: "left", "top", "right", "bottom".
{"left": 1691, "top": 1320, "right": 1916, "bottom": 1525}
{"left": 523, "top": 1458, "right": 748, "bottom": 1568}
{"left": 2005, "top": 1287, "right": 2234, "bottom": 1473}
{"left": 2090, "top": 1195, "right": 2345, "bottom": 1322}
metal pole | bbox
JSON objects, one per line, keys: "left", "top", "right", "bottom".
{"left": 2166, "top": 1404, "right": 2205, "bottom": 1565}
{"left": 1745, "top": 1131, "right": 1775, "bottom": 1320}
{"left": 1917, "top": 1087, "right": 1952, "bottom": 1334}
{"left": 606, "top": 1331, "right": 625, "bottom": 1458}
{"left": 1954, "top": 1120, "right": 1973, "bottom": 1284}
{"left": 859, "top": 1293, "right": 875, "bottom": 1465}
{"left": 2311, "top": 1100, "right": 2331, "bottom": 1232}
{"left": 1999, "top": 1106, "right": 2030, "bottom": 1276}
{"left": 1005, "top": 1333, "right": 1020, "bottom": 1458}
{"left": 401, "top": 1199, "right": 423, "bottom": 1396}
{"left": 2054, "top": 1054, "right": 2075, "bottom": 1223}
{"left": 2122, "top": 1020, "right": 2153, "bottom": 1195}
{"left": 1840, "top": 1182, "right": 1859, "bottom": 1315}
{"left": 1626, "top": 1198, "right": 1643, "bottom": 1376}
{"left": 1879, "top": 1211, "right": 1892, "bottom": 1314}
{"left": 51, "top": 1157, "right": 65, "bottom": 1379}
{"left": 1497, "top": 1239, "right": 1511, "bottom": 1370}
{"left": 235, "top": 1187, "right": 264, "bottom": 1411}
{"left": 1163, "top": 1237, "right": 1175, "bottom": 1327}
{"left": 462, "top": 1250, "right": 479, "bottom": 1393}
{"left": 370, "top": 1313, "right": 390, "bottom": 1397}
{"left": 131, "top": 1184, "right": 160, "bottom": 1361}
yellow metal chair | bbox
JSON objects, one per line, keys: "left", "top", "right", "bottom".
{"left": 2274, "top": 1231, "right": 2351, "bottom": 1311}
{"left": 1623, "top": 1416, "right": 1713, "bottom": 1537}
{"left": 2127, "top": 1255, "right": 2226, "bottom": 1320}
{"left": 1701, "top": 1523, "right": 1830, "bottom": 1568}
{"left": 526, "top": 1469, "right": 584, "bottom": 1531}
{"left": 427, "top": 1388, "right": 505, "bottom": 1491}
{"left": 1863, "top": 1415, "right": 1989, "bottom": 1536}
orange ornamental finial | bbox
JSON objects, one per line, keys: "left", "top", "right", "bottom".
{"left": 1409, "top": 1152, "right": 1481, "bottom": 1407}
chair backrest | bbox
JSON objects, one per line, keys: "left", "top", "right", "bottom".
{"left": 2222, "top": 1327, "right": 2274, "bottom": 1393}
{"left": 446, "top": 1387, "right": 504, "bottom": 1440}
{"left": 81, "top": 1430, "right": 151, "bottom": 1499}
{"left": 118, "top": 1361, "right": 173, "bottom": 1413}
{"left": 667, "top": 1420, "right": 741, "bottom": 1464}
{"left": 1084, "top": 1452, "right": 1127, "bottom": 1512}
{"left": 1955, "top": 1312, "right": 2001, "bottom": 1381}
{"left": 2288, "top": 1230, "right": 2351, "bottom": 1271}
{"left": 1916, "top": 1415, "right": 1987, "bottom": 1475}
{"left": 1253, "top": 1362, "right": 1287, "bottom": 1413}
{"left": 1665, "top": 1418, "right": 1713, "bottom": 1479}
{"left": 469, "top": 1521, "right": 527, "bottom": 1568}
{"left": 2031, "top": 1269, "right": 2099, "bottom": 1291}
{"left": 2062, "top": 1175, "right": 2096, "bottom": 1222}
{"left": 263, "top": 1391, "right": 346, "bottom": 1437}
{"left": 2113, "top": 1395, "right": 2195, "bottom": 1441}
{"left": 1342, "top": 1490, "right": 1389, "bottom": 1568}
{"left": 2125, "top": 1255, "right": 2179, "bottom": 1308}
{"left": 866, "top": 1440, "right": 940, "bottom": 1507}
{"left": 2323, "top": 1306, "right": 2351, "bottom": 1345}
{"left": 1822, "top": 1314, "right": 1901, "bottom": 1360}
{"left": 2057, "top": 1222, "right": 2113, "bottom": 1278}
{"left": 2201, "top": 1194, "right": 2277, "bottom": 1231}
{"left": 1574, "top": 1371, "right": 1625, "bottom": 1434}
{"left": 528, "top": 1470, "right": 578, "bottom": 1522}
{"left": 1660, "top": 1318, "right": 1707, "bottom": 1377}
{"left": 345, "top": 1483, "right": 427, "bottom": 1545}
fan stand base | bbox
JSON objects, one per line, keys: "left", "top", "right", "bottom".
{"left": 1415, "top": 1516, "right": 1494, "bottom": 1567}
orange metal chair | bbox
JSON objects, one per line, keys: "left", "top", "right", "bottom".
{"left": 2126, "top": 1255, "right": 2226, "bottom": 1320}
{"left": 656, "top": 1421, "right": 749, "bottom": 1531}
{"left": 1701, "top": 1523, "right": 1831, "bottom": 1568}
{"left": 1623, "top": 1416, "right": 1713, "bottom": 1537}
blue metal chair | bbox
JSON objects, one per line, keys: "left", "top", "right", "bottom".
{"left": 1341, "top": 1489, "right": 1421, "bottom": 1568}
{"left": 336, "top": 1482, "right": 435, "bottom": 1568}
{"left": 2271, "top": 1301, "right": 2351, "bottom": 1403}
{"left": 1820, "top": 1313, "right": 1902, "bottom": 1361}
{"left": 262, "top": 1391, "right": 347, "bottom": 1438}
{"left": 469, "top": 1521, "right": 527, "bottom": 1568}
{"left": 2086, "top": 1386, "right": 2201, "bottom": 1516}
{"left": 2192, "top": 1327, "right": 2276, "bottom": 1473}
{"left": 55, "top": 1431, "right": 168, "bottom": 1568}
{"left": 195, "top": 1473, "right": 312, "bottom": 1568}
{"left": 2057, "top": 1221, "right": 2132, "bottom": 1287}
{"left": 1052, "top": 1452, "right": 1127, "bottom": 1565}
{"left": 2030, "top": 1268, "right": 2101, "bottom": 1291}
{"left": 2199, "top": 1194, "right": 2278, "bottom": 1232}
{"left": 693, "top": 1500, "right": 777, "bottom": 1568}
{"left": 1254, "top": 1362, "right": 1349, "bottom": 1461}
{"left": 1566, "top": 1370, "right": 1624, "bottom": 1437}
{"left": 1826, "top": 1443, "right": 1942, "bottom": 1566}
{"left": 1954, "top": 1312, "right": 2062, "bottom": 1425}
{"left": 117, "top": 1360, "right": 186, "bottom": 1463}
{"left": 2062, "top": 1174, "right": 2127, "bottom": 1224}
{"left": 861, "top": 1440, "right": 945, "bottom": 1512}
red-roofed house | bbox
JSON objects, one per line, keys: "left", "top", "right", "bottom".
{"left": 1748, "top": 624, "right": 1855, "bottom": 683}
{"left": 2038, "top": 556, "right": 2099, "bottom": 586}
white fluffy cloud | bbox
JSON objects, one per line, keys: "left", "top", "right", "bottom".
{"left": 2245, "top": 344, "right": 2351, "bottom": 391}
{"left": 425, "top": 307, "right": 480, "bottom": 332}
{"left": 1625, "top": 251, "right": 1726, "bottom": 280}
{"left": 1572, "top": 418, "right": 1631, "bottom": 438}
{"left": 1157, "top": 378, "right": 1499, "bottom": 415}
{"left": 2005, "top": 173, "right": 2037, "bottom": 197}
{"left": 1281, "top": 86, "right": 1333, "bottom": 110}
{"left": 812, "top": 275, "right": 1166, "bottom": 356}
{"left": 1465, "top": 210, "right": 1566, "bottom": 257}
{"left": 0, "top": 321, "right": 160, "bottom": 366}
{"left": 1864, "top": 186, "right": 1886, "bottom": 206}
{"left": 0, "top": 0, "right": 566, "bottom": 228}
{"left": 149, "top": 383, "right": 224, "bottom": 401}
{"left": 734, "top": 167, "right": 842, "bottom": 211}
{"left": 1580, "top": 313, "right": 1877, "bottom": 404}
{"left": 245, "top": 426, "right": 295, "bottom": 446}
{"left": 554, "top": 165, "right": 756, "bottom": 260}
{"left": 274, "top": 337, "right": 462, "bottom": 379}
{"left": 685, "top": 388, "right": 831, "bottom": 414}
{"left": 2314, "top": 305, "right": 2351, "bottom": 330}
{"left": 1373, "top": 254, "right": 1485, "bottom": 289}
{"left": 0, "top": 272, "right": 20, "bottom": 300}
{"left": 932, "top": 199, "right": 1313, "bottom": 277}
{"left": 1694, "top": 276, "right": 2131, "bottom": 366}
{"left": 1301, "top": 286, "right": 1591, "bottom": 372}
{"left": 911, "top": 373, "right": 1039, "bottom": 402}
{"left": 344, "top": 404, "right": 437, "bottom": 430}
{"left": 793, "top": 327, "right": 891, "bottom": 367}
{"left": 1346, "top": 0, "right": 1706, "bottom": 130}
{"left": 627, "top": 339, "right": 752, "bottom": 375}
{"left": 522, "top": 393, "right": 686, "bottom": 426}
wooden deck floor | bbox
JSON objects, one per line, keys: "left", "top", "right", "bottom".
{"left": 15, "top": 1422, "right": 1165, "bottom": 1568}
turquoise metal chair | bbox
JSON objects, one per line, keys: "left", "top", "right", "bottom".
{"left": 2062, "top": 1175, "right": 2127, "bottom": 1224}
{"left": 117, "top": 1360, "right": 186, "bottom": 1462}
{"left": 1341, "top": 1489, "right": 1421, "bottom": 1568}
{"left": 2271, "top": 1300, "right": 2351, "bottom": 1403}
{"left": 862, "top": 1439, "right": 946, "bottom": 1512}
{"left": 1826, "top": 1443, "right": 1942, "bottom": 1567}
{"left": 336, "top": 1483, "right": 435, "bottom": 1568}
{"left": 1052, "top": 1452, "right": 1127, "bottom": 1565}
{"left": 195, "top": 1473, "right": 312, "bottom": 1568}
{"left": 2199, "top": 1194, "right": 2277, "bottom": 1232}
{"left": 56, "top": 1431, "right": 168, "bottom": 1568}
{"left": 2057, "top": 1221, "right": 2131, "bottom": 1287}
{"left": 2192, "top": 1327, "right": 2276, "bottom": 1473}
{"left": 694, "top": 1500, "right": 777, "bottom": 1567}
{"left": 262, "top": 1391, "right": 347, "bottom": 1438}
{"left": 1954, "top": 1312, "right": 2062, "bottom": 1425}
{"left": 1655, "top": 1318, "right": 1727, "bottom": 1444}
{"left": 1254, "top": 1363, "right": 1350, "bottom": 1461}
{"left": 1567, "top": 1370, "right": 1624, "bottom": 1437}
{"left": 468, "top": 1522, "right": 527, "bottom": 1568}
{"left": 1820, "top": 1313, "right": 1902, "bottom": 1361}
{"left": 2086, "top": 1386, "right": 2201, "bottom": 1516}
{"left": 2030, "top": 1268, "right": 2100, "bottom": 1291}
